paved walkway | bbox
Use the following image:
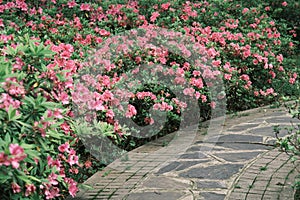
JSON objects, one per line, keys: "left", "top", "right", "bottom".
{"left": 72, "top": 105, "right": 300, "bottom": 200}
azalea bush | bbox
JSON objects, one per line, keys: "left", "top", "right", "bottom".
{"left": 0, "top": 36, "right": 81, "bottom": 199}
{"left": 0, "top": 0, "right": 299, "bottom": 199}
{"left": 236, "top": 0, "right": 300, "bottom": 52}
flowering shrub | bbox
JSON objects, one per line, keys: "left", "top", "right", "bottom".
{"left": 0, "top": 0, "right": 299, "bottom": 199}
{"left": 0, "top": 36, "right": 81, "bottom": 199}
{"left": 234, "top": 0, "right": 300, "bottom": 52}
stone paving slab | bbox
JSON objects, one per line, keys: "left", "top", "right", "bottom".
{"left": 72, "top": 105, "right": 300, "bottom": 200}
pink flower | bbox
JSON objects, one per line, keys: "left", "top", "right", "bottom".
{"left": 289, "top": 78, "right": 296, "bottom": 84}
{"left": 59, "top": 43, "right": 74, "bottom": 53}
{"left": 125, "top": 104, "right": 137, "bottom": 118}
{"left": 266, "top": 88, "right": 275, "bottom": 95}
{"left": 201, "top": 95, "right": 207, "bottom": 103}
{"left": 193, "top": 70, "right": 201, "bottom": 77}
{"left": 210, "top": 102, "right": 216, "bottom": 109}
{"left": 11, "top": 183, "right": 21, "bottom": 193}
{"left": 0, "top": 152, "right": 10, "bottom": 166}
{"left": 68, "top": 182, "right": 78, "bottom": 197}
{"left": 161, "top": 102, "right": 173, "bottom": 111}
{"left": 212, "top": 60, "right": 221, "bottom": 67}
{"left": 276, "top": 54, "right": 283, "bottom": 63}
{"left": 224, "top": 74, "right": 232, "bottom": 80}
{"left": 183, "top": 88, "right": 195, "bottom": 97}
{"left": 282, "top": 1, "right": 288, "bottom": 6}
{"left": 195, "top": 92, "right": 201, "bottom": 99}
{"left": 293, "top": 73, "right": 298, "bottom": 79}
{"left": 67, "top": 1, "right": 77, "bottom": 8}
{"left": 47, "top": 156, "right": 62, "bottom": 170}
{"left": 25, "top": 184, "right": 36, "bottom": 196}
{"left": 253, "top": 59, "right": 258, "bottom": 65}
{"left": 69, "top": 167, "right": 79, "bottom": 174}
{"left": 161, "top": 3, "right": 170, "bottom": 10}
{"left": 58, "top": 143, "right": 69, "bottom": 153}
{"left": 278, "top": 66, "right": 284, "bottom": 71}
{"left": 44, "top": 186, "right": 60, "bottom": 199}
{"left": 68, "top": 155, "right": 79, "bottom": 166}
{"left": 269, "top": 70, "right": 276, "bottom": 78}
{"left": 48, "top": 173, "right": 58, "bottom": 185}
{"left": 99, "top": 29, "right": 110, "bottom": 37}
{"left": 9, "top": 144, "right": 26, "bottom": 168}
{"left": 240, "top": 74, "right": 250, "bottom": 81}
{"left": 106, "top": 109, "right": 115, "bottom": 119}
{"left": 144, "top": 117, "right": 154, "bottom": 125}
{"left": 64, "top": 178, "right": 78, "bottom": 197}
{"left": 84, "top": 160, "right": 92, "bottom": 168}
{"left": 80, "top": 3, "right": 91, "bottom": 11}
{"left": 150, "top": 11, "right": 160, "bottom": 22}
{"left": 242, "top": 8, "right": 249, "bottom": 14}
{"left": 53, "top": 109, "right": 63, "bottom": 119}
{"left": 190, "top": 78, "right": 204, "bottom": 89}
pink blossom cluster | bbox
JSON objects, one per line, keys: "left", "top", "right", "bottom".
{"left": 0, "top": 144, "right": 26, "bottom": 169}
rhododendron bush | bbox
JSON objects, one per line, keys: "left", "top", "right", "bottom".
{"left": 0, "top": 0, "right": 299, "bottom": 199}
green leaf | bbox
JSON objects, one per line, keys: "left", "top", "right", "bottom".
{"left": 40, "top": 101, "right": 60, "bottom": 109}
{"left": 23, "top": 96, "right": 36, "bottom": 107}
{"left": 0, "top": 174, "right": 11, "bottom": 184}
{"left": 7, "top": 106, "right": 16, "bottom": 121}
{"left": 24, "top": 150, "right": 40, "bottom": 160}
{"left": 28, "top": 175, "right": 42, "bottom": 183}
{"left": 4, "top": 46, "right": 18, "bottom": 56}
{"left": 20, "top": 143, "right": 35, "bottom": 149}
{"left": 18, "top": 175, "right": 31, "bottom": 184}
{"left": 37, "top": 137, "right": 48, "bottom": 151}
{"left": 47, "top": 130, "right": 62, "bottom": 140}
{"left": 40, "top": 49, "right": 55, "bottom": 57}
{"left": 56, "top": 73, "right": 66, "bottom": 82}
{"left": 15, "top": 120, "right": 32, "bottom": 128}
{"left": 4, "top": 133, "right": 11, "bottom": 143}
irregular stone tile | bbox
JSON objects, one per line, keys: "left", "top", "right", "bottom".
{"left": 268, "top": 111, "right": 288, "bottom": 116}
{"left": 204, "top": 134, "right": 263, "bottom": 143}
{"left": 156, "top": 160, "right": 209, "bottom": 174}
{"left": 141, "top": 176, "right": 189, "bottom": 189}
{"left": 175, "top": 160, "right": 209, "bottom": 171}
{"left": 200, "top": 192, "right": 226, "bottom": 200}
{"left": 179, "top": 164, "right": 243, "bottom": 179}
{"left": 265, "top": 117, "right": 300, "bottom": 124}
{"left": 248, "top": 126, "right": 289, "bottom": 137}
{"left": 126, "top": 192, "right": 183, "bottom": 200}
{"left": 156, "top": 162, "right": 181, "bottom": 174}
{"left": 186, "top": 145, "right": 225, "bottom": 152}
{"left": 248, "top": 118, "right": 268, "bottom": 123}
{"left": 179, "top": 152, "right": 207, "bottom": 159}
{"left": 214, "top": 151, "right": 263, "bottom": 162}
{"left": 197, "top": 181, "right": 227, "bottom": 189}
{"left": 216, "top": 142, "right": 271, "bottom": 150}
{"left": 228, "top": 123, "right": 259, "bottom": 132}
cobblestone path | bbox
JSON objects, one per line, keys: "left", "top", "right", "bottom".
{"left": 72, "top": 105, "right": 300, "bottom": 200}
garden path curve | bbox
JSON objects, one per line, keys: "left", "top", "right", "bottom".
{"left": 72, "top": 104, "right": 300, "bottom": 200}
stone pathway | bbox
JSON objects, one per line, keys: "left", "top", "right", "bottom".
{"left": 72, "top": 105, "right": 300, "bottom": 200}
